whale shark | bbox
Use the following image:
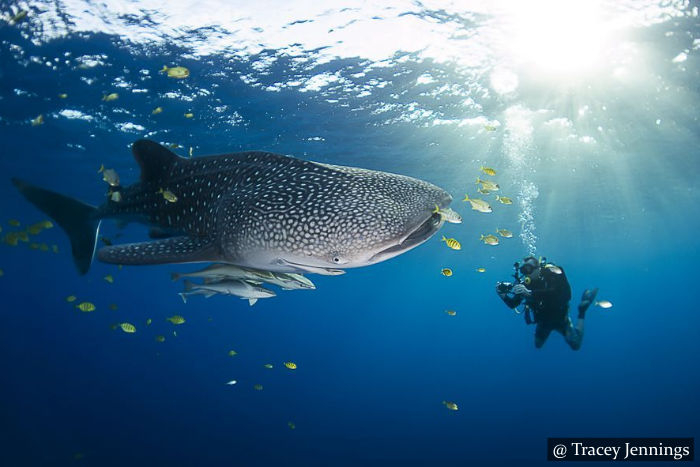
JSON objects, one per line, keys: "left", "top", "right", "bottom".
{"left": 12, "top": 139, "right": 451, "bottom": 275}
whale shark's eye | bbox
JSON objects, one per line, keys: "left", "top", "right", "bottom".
{"left": 330, "top": 254, "right": 348, "bottom": 265}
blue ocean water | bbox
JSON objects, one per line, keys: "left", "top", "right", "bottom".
{"left": 1, "top": 1, "right": 699, "bottom": 466}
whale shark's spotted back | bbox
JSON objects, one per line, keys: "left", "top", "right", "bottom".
{"left": 14, "top": 140, "right": 451, "bottom": 274}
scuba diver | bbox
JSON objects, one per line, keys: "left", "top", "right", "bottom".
{"left": 496, "top": 256, "right": 598, "bottom": 350}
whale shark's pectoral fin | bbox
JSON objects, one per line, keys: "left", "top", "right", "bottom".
{"left": 97, "top": 236, "right": 219, "bottom": 266}
{"left": 277, "top": 259, "right": 346, "bottom": 276}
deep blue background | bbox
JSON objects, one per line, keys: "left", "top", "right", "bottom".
{"left": 1, "top": 8, "right": 699, "bottom": 467}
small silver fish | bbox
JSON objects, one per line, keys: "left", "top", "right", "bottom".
{"left": 433, "top": 205, "right": 462, "bottom": 224}
{"left": 171, "top": 263, "right": 270, "bottom": 282}
{"left": 98, "top": 165, "right": 120, "bottom": 187}
{"left": 463, "top": 195, "right": 492, "bottom": 213}
{"left": 182, "top": 279, "right": 275, "bottom": 306}
{"left": 249, "top": 271, "right": 316, "bottom": 290}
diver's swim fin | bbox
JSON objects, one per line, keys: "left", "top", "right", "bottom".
{"left": 578, "top": 288, "right": 599, "bottom": 317}
{"left": 11, "top": 178, "right": 100, "bottom": 275}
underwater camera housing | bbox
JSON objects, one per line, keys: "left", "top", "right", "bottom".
{"left": 497, "top": 281, "right": 514, "bottom": 294}
{"left": 496, "top": 261, "right": 522, "bottom": 294}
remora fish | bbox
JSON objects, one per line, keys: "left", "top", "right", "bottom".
{"left": 203, "top": 271, "right": 315, "bottom": 291}
{"left": 175, "top": 263, "right": 315, "bottom": 290}
{"left": 171, "top": 263, "right": 270, "bottom": 282}
{"left": 181, "top": 279, "right": 275, "bottom": 306}
{"left": 272, "top": 272, "right": 315, "bottom": 290}
{"left": 12, "top": 140, "right": 451, "bottom": 275}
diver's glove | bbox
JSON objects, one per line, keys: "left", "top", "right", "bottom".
{"left": 512, "top": 284, "right": 532, "bottom": 296}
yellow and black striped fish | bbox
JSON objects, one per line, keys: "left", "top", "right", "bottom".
{"left": 441, "top": 235, "right": 461, "bottom": 250}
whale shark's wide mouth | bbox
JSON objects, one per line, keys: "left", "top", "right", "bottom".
{"left": 368, "top": 211, "right": 443, "bottom": 264}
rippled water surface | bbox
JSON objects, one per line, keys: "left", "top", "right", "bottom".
{"left": 1, "top": 1, "right": 698, "bottom": 465}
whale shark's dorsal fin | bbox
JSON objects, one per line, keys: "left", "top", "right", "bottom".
{"left": 132, "top": 139, "right": 182, "bottom": 183}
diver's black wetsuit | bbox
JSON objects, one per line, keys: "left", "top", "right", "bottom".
{"left": 500, "top": 266, "right": 583, "bottom": 350}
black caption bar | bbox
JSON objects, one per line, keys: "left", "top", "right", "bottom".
{"left": 548, "top": 438, "right": 694, "bottom": 462}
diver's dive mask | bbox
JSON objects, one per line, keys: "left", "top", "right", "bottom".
{"left": 518, "top": 256, "right": 539, "bottom": 276}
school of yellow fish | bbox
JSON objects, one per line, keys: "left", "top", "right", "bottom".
{"left": 2, "top": 218, "right": 58, "bottom": 252}
{"left": 436, "top": 164, "right": 518, "bottom": 424}
{"left": 438, "top": 165, "right": 514, "bottom": 280}
{"left": 20, "top": 54, "right": 195, "bottom": 151}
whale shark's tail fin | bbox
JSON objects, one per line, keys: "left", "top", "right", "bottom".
{"left": 12, "top": 178, "right": 99, "bottom": 275}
